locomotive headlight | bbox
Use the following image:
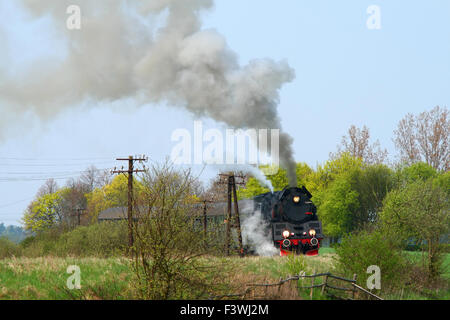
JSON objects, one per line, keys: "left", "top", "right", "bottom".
{"left": 293, "top": 196, "right": 300, "bottom": 203}
{"left": 282, "top": 230, "right": 290, "bottom": 238}
{"left": 309, "top": 229, "right": 316, "bottom": 237}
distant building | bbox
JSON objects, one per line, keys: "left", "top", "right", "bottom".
{"left": 97, "top": 201, "right": 252, "bottom": 224}
{"left": 97, "top": 207, "right": 128, "bottom": 222}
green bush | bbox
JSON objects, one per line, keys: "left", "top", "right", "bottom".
{"left": 132, "top": 163, "right": 229, "bottom": 299}
{"left": 57, "top": 221, "right": 128, "bottom": 257}
{"left": 334, "top": 229, "right": 411, "bottom": 293}
{"left": 0, "top": 237, "right": 22, "bottom": 258}
{"left": 20, "top": 227, "right": 62, "bottom": 257}
{"left": 21, "top": 222, "right": 128, "bottom": 257}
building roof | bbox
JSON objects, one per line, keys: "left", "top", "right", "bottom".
{"left": 98, "top": 207, "right": 128, "bottom": 221}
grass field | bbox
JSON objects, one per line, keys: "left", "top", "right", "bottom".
{"left": 0, "top": 250, "right": 448, "bottom": 300}
{"left": 0, "top": 257, "right": 134, "bottom": 300}
{"left": 0, "top": 252, "right": 336, "bottom": 300}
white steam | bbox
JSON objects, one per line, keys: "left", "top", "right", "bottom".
{"left": 1, "top": 0, "right": 297, "bottom": 185}
{"left": 241, "top": 200, "right": 278, "bottom": 256}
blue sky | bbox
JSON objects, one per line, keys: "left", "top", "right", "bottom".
{"left": 0, "top": 0, "right": 449, "bottom": 226}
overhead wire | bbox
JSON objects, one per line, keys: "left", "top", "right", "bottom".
{"left": 0, "top": 157, "right": 117, "bottom": 222}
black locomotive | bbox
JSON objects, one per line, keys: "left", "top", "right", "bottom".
{"left": 253, "top": 186, "right": 323, "bottom": 256}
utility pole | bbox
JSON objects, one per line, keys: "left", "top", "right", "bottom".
{"left": 75, "top": 208, "right": 86, "bottom": 226}
{"left": 199, "top": 199, "right": 214, "bottom": 247}
{"left": 112, "top": 155, "right": 148, "bottom": 249}
{"left": 200, "top": 199, "right": 214, "bottom": 237}
{"left": 231, "top": 175, "right": 244, "bottom": 257}
{"left": 225, "top": 175, "right": 232, "bottom": 256}
{"left": 219, "top": 172, "right": 246, "bottom": 257}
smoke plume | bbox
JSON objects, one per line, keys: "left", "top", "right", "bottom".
{"left": 0, "top": 0, "right": 297, "bottom": 186}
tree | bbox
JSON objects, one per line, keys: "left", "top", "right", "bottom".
{"left": 433, "top": 171, "right": 450, "bottom": 197}
{"left": 314, "top": 155, "right": 393, "bottom": 236}
{"left": 0, "top": 223, "right": 26, "bottom": 243}
{"left": 237, "top": 163, "right": 313, "bottom": 199}
{"left": 22, "top": 191, "right": 65, "bottom": 232}
{"left": 314, "top": 152, "right": 364, "bottom": 189}
{"left": 394, "top": 162, "right": 437, "bottom": 187}
{"left": 317, "top": 174, "right": 360, "bottom": 237}
{"left": 132, "top": 162, "right": 227, "bottom": 299}
{"left": 85, "top": 174, "right": 145, "bottom": 222}
{"left": 394, "top": 106, "right": 449, "bottom": 171}
{"left": 380, "top": 179, "right": 449, "bottom": 280}
{"left": 36, "top": 178, "right": 58, "bottom": 197}
{"left": 331, "top": 125, "right": 388, "bottom": 165}
{"left": 354, "top": 164, "right": 394, "bottom": 225}
{"left": 79, "top": 166, "right": 98, "bottom": 193}
{"left": 79, "top": 165, "right": 111, "bottom": 192}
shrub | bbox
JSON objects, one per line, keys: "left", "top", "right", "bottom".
{"left": 0, "top": 237, "right": 22, "bottom": 258}
{"left": 21, "top": 227, "right": 63, "bottom": 257}
{"left": 334, "top": 229, "right": 411, "bottom": 293}
{"left": 21, "top": 221, "right": 127, "bottom": 257}
{"left": 56, "top": 221, "right": 128, "bottom": 257}
{"left": 380, "top": 179, "right": 449, "bottom": 281}
{"left": 132, "top": 162, "right": 228, "bottom": 299}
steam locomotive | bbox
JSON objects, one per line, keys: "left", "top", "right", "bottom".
{"left": 253, "top": 186, "right": 323, "bottom": 256}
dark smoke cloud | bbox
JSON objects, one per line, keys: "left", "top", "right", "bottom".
{"left": 0, "top": 0, "right": 297, "bottom": 186}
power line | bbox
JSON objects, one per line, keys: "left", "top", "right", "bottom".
{"left": 0, "top": 196, "right": 35, "bottom": 209}
{"left": 0, "top": 176, "right": 83, "bottom": 182}
{"left": 0, "top": 167, "right": 113, "bottom": 181}
{"left": 0, "top": 157, "right": 114, "bottom": 161}
{"left": 0, "top": 168, "right": 113, "bottom": 175}
{"left": 0, "top": 161, "right": 116, "bottom": 167}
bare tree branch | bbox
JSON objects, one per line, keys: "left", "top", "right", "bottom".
{"left": 394, "top": 106, "right": 449, "bottom": 171}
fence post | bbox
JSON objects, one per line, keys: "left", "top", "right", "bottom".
{"left": 264, "top": 277, "right": 268, "bottom": 297}
{"left": 277, "top": 277, "right": 283, "bottom": 298}
{"left": 321, "top": 274, "right": 328, "bottom": 296}
{"left": 310, "top": 269, "right": 316, "bottom": 300}
{"left": 352, "top": 274, "right": 357, "bottom": 300}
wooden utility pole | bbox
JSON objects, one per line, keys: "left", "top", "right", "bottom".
{"left": 75, "top": 208, "right": 86, "bottom": 226}
{"left": 226, "top": 175, "right": 232, "bottom": 256}
{"left": 199, "top": 199, "right": 215, "bottom": 248}
{"left": 219, "top": 172, "right": 246, "bottom": 257}
{"left": 231, "top": 175, "right": 244, "bottom": 257}
{"left": 112, "top": 155, "right": 148, "bottom": 249}
{"left": 200, "top": 199, "right": 214, "bottom": 237}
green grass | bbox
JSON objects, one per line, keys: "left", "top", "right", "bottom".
{"left": 0, "top": 257, "right": 134, "bottom": 300}
{"left": 403, "top": 251, "right": 450, "bottom": 280}
{"left": 320, "top": 247, "right": 450, "bottom": 279}
{"left": 0, "top": 254, "right": 336, "bottom": 300}
{"left": 0, "top": 251, "right": 448, "bottom": 300}
{"left": 230, "top": 250, "right": 450, "bottom": 301}
{"left": 319, "top": 247, "right": 336, "bottom": 255}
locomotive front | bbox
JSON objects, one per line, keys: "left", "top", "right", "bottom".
{"left": 255, "top": 186, "right": 324, "bottom": 256}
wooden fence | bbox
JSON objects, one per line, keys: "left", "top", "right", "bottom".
{"left": 294, "top": 271, "right": 382, "bottom": 300}
{"left": 210, "top": 271, "right": 383, "bottom": 300}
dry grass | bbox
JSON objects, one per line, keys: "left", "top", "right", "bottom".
{"left": 211, "top": 253, "right": 337, "bottom": 300}
{"left": 222, "top": 267, "right": 301, "bottom": 300}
